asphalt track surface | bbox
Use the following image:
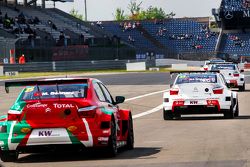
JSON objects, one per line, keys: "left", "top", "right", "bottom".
{"left": 0, "top": 72, "right": 250, "bottom": 167}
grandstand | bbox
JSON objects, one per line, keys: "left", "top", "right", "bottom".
{"left": 0, "top": 0, "right": 250, "bottom": 63}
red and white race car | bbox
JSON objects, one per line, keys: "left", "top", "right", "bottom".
{"left": 163, "top": 71, "right": 239, "bottom": 120}
{"left": 0, "top": 78, "right": 134, "bottom": 161}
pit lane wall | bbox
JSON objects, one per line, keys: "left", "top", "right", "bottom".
{"left": 155, "top": 59, "right": 204, "bottom": 67}
{"left": 2, "top": 59, "right": 204, "bottom": 73}
{"left": 2, "top": 60, "right": 156, "bottom": 72}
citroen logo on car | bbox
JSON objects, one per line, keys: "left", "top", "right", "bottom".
{"left": 45, "top": 108, "right": 52, "bottom": 113}
{"left": 225, "top": 11, "right": 233, "bottom": 19}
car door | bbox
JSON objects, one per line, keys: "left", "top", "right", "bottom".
{"left": 98, "top": 83, "right": 122, "bottom": 139}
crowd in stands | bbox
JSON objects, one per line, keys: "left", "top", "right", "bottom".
{"left": 222, "top": 0, "right": 250, "bottom": 11}
{"left": 229, "top": 35, "right": 245, "bottom": 47}
{"left": 119, "top": 21, "right": 141, "bottom": 32}
{"left": 154, "top": 22, "right": 218, "bottom": 50}
{"left": 0, "top": 10, "right": 39, "bottom": 38}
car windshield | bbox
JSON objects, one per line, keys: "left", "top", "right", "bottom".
{"left": 211, "top": 64, "right": 236, "bottom": 70}
{"left": 21, "top": 83, "right": 88, "bottom": 100}
{"left": 176, "top": 74, "right": 217, "bottom": 84}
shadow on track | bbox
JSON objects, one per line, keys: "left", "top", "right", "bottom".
{"left": 174, "top": 116, "right": 224, "bottom": 121}
{"left": 166, "top": 115, "right": 250, "bottom": 121}
{"left": 16, "top": 147, "right": 161, "bottom": 163}
{"left": 235, "top": 115, "right": 250, "bottom": 119}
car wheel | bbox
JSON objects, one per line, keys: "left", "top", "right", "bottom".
{"left": 163, "top": 110, "right": 174, "bottom": 120}
{"left": 239, "top": 83, "right": 245, "bottom": 91}
{"left": 126, "top": 114, "right": 134, "bottom": 150}
{"left": 0, "top": 150, "right": 18, "bottom": 162}
{"left": 234, "top": 100, "right": 239, "bottom": 117}
{"left": 224, "top": 106, "right": 234, "bottom": 119}
{"left": 107, "top": 118, "right": 117, "bottom": 157}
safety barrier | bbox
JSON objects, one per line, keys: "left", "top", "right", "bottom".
{"left": 3, "top": 60, "right": 155, "bottom": 72}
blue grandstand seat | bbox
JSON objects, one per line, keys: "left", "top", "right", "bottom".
{"left": 141, "top": 19, "right": 218, "bottom": 53}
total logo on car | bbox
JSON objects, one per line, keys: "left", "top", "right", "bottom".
{"left": 0, "top": 78, "right": 134, "bottom": 162}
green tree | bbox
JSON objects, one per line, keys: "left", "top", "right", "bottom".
{"left": 114, "top": 8, "right": 126, "bottom": 21}
{"left": 70, "top": 8, "right": 84, "bottom": 20}
{"left": 114, "top": 0, "right": 175, "bottom": 21}
{"left": 128, "top": 0, "right": 142, "bottom": 16}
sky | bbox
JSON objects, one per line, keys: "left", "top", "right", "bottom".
{"left": 50, "top": 0, "right": 222, "bottom": 21}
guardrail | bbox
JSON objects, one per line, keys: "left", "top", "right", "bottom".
{"left": 3, "top": 60, "right": 155, "bottom": 72}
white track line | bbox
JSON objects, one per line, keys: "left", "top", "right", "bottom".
{"left": 125, "top": 90, "right": 166, "bottom": 102}
{"left": 132, "top": 104, "right": 163, "bottom": 119}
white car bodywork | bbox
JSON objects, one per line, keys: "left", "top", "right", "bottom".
{"left": 202, "top": 59, "right": 225, "bottom": 71}
{"left": 209, "top": 63, "right": 245, "bottom": 91}
{"left": 163, "top": 72, "right": 238, "bottom": 119}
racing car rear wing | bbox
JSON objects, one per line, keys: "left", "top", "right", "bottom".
{"left": 5, "top": 79, "right": 88, "bottom": 93}
{"left": 207, "top": 62, "right": 234, "bottom": 65}
{"left": 170, "top": 70, "right": 220, "bottom": 75}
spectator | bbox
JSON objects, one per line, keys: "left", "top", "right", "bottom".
{"left": 52, "top": 23, "right": 57, "bottom": 30}
{"left": 18, "top": 54, "right": 26, "bottom": 64}
{"left": 132, "top": 22, "right": 136, "bottom": 29}
{"left": 128, "top": 35, "right": 135, "bottom": 44}
{"left": 4, "top": 13, "right": 8, "bottom": 20}
{"left": 33, "top": 17, "right": 40, "bottom": 24}
{"left": 79, "top": 33, "right": 84, "bottom": 44}
{"left": 17, "top": 12, "right": 26, "bottom": 24}
{"left": 96, "top": 21, "right": 102, "bottom": 27}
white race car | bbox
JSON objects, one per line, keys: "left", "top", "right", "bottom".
{"left": 163, "top": 71, "right": 239, "bottom": 120}
{"left": 202, "top": 59, "right": 225, "bottom": 71}
{"left": 209, "top": 63, "right": 245, "bottom": 91}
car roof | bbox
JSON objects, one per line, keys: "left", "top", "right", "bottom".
{"left": 177, "top": 73, "right": 217, "bottom": 76}
{"left": 42, "top": 77, "right": 90, "bottom": 81}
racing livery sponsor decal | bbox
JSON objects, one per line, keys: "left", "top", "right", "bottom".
{"left": 53, "top": 103, "right": 75, "bottom": 109}
{"left": 27, "top": 103, "right": 48, "bottom": 108}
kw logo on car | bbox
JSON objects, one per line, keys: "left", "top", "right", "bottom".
{"left": 38, "top": 130, "right": 52, "bottom": 136}
{"left": 53, "top": 103, "right": 74, "bottom": 108}
{"left": 190, "top": 101, "right": 198, "bottom": 104}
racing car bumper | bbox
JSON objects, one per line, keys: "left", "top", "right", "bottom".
{"left": 226, "top": 79, "right": 244, "bottom": 88}
{"left": 173, "top": 105, "right": 225, "bottom": 115}
{"left": 163, "top": 99, "right": 231, "bottom": 114}
{"left": 0, "top": 127, "right": 111, "bottom": 152}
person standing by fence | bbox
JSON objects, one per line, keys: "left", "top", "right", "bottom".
{"left": 18, "top": 54, "right": 26, "bottom": 64}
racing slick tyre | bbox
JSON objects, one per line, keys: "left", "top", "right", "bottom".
{"left": 0, "top": 150, "right": 18, "bottom": 162}
{"left": 107, "top": 118, "right": 117, "bottom": 157}
{"left": 234, "top": 100, "right": 239, "bottom": 117}
{"left": 224, "top": 106, "right": 234, "bottom": 119}
{"left": 163, "top": 110, "right": 174, "bottom": 120}
{"left": 239, "top": 83, "right": 245, "bottom": 92}
{"left": 126, "top": 115, "right": 134, "bottom": 150}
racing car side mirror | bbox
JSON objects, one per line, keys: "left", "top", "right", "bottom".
{"left": 240, "top": 69, "right": 244, "bottom": 73}
{"left": 114, "top": 96, "right": 125, "bottom": 104}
